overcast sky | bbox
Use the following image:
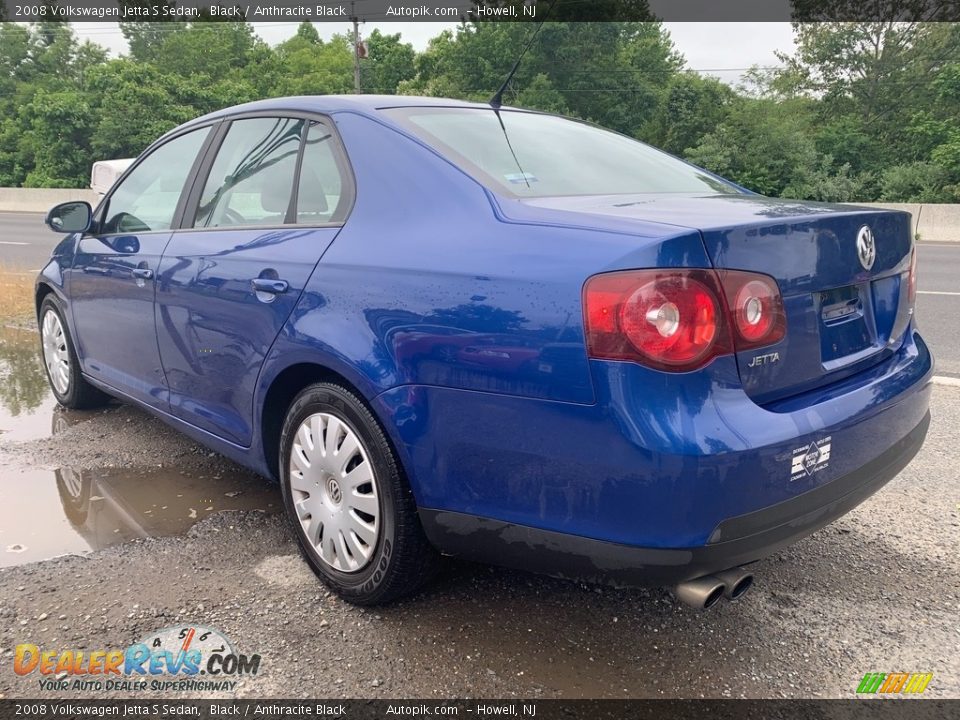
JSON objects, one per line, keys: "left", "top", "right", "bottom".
{"left": 71, "top": 21, "right": 797, "bottom": 85}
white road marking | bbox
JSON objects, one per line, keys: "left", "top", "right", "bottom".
{"left": 933, "top": 376, "right": 960, "bottom": 387}
{"left": 918, "top": 290, "right": 960, "bottom": 296}
{"left": 0, "top": 241, "right": 28, "bottom": 246}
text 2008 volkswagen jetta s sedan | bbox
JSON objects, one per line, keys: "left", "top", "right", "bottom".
{"left": 37, "top": 96, "right": 932, "bottom": 608}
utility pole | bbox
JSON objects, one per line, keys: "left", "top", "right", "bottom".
{"left": 351, "top": 2, "right": 361, "bottom": 94}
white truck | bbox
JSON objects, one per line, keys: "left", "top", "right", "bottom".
{"left": 90, "top": 158, "right": 134, "bottom": 196}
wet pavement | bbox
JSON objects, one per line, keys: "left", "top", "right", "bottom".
{"left": 0, "top": 326, "right": 280, "bottom": 567}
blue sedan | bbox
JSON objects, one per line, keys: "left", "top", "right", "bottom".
{"left": 37, "top": 96, "right": 932, "bottom": 608}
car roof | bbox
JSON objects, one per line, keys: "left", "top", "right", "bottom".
{"left": 180, "top": 95, "right": 510, "bottom": 129}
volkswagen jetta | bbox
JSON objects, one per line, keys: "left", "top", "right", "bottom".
{"left": 37, "top": 96, "right": 932, "bottom": 607}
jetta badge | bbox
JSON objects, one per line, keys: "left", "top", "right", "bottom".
{"left": 856, "top": 225, "right": 876, "bottom": 271}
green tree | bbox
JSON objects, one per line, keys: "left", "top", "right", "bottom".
{"left": 515, "top": 73, "right": 569, "bottom": 114}
{"left": 361, "top": 29, "right": 416, "bottom": 94}
{"left": 646, "top": 72, "right": 736, "bottom": 155}
{"left": 685, "top": 95, "right": 855, "bottom": 198}
{"left": 880, "top": 162, "right": 958, "bottom": 202}
{"left": 773, "top": 22, "right": 960, "bottom": 173}
{"left": 294, "top": 21, "right": 320, "bottom": 44}
{"left": 86, "top": 60, "right": 196, "bottom": 159}
{"left": 784, "top": 155, "right": 871, "bottom": 202}
{"left": 273, "top": 33, "right": 354, "bottom": 96}
{"left": 148, "top": 22, "right": 262, "bottom": 79}
{"left": 405, "top": 21, "right": 680, "bottom": 137}
{"left": 0, "top": 23, "right": 106, "bottom": 187}
{"left": 0, "top": 24, "right": 30, "bottom": 83}
{"left": 2, "top": 16, "right": 958, "bottom": 205}
{"left": 20, "top": 88, "right": 94, "bottom": 187}
{"left": 119, "top": 0, "right": 181, "bottom": 64}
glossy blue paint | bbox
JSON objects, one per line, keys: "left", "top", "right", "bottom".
{"left": 36, "top": 237, "right": 69, "bottom": 296}
{"left": 374, "top": 329, "right": 931, "bottom": 548}
{"left": 70, "top": 231, "right": 173, "bottom": 408}
{"left": 156, "top": 226, "right": 340, "bottom": 445}
{"left": 264, "top": 111, "right": 716, "bottom": 409}
{"left": 35, "top": 95, "right": 933, "bottom": 572}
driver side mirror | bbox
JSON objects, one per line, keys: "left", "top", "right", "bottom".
{"left": 45, "top": 201, "right": 93, "bottom": 234}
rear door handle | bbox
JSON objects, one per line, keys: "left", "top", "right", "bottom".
{"left": 132, "top": 268, "right": 154, "bottom": 280}
{"left": 251, "top": 278, "right": 289, "bottom": 294}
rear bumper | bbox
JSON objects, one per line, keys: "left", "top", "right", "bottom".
{"left": 378, "top": 325, "right": 932, "bottom": 584}
{"left": 420, "top": 410, "right": 929, "bottom": 586}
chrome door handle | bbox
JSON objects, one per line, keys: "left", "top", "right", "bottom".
{"left": 132, "top": 268, "right": 154, "bottom": 280}
{"left": 251, "top": 278, "right": 289, "bottom": 294}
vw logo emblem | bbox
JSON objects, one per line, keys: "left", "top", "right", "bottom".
{"left": 856, "top": 225, "right": 876, "bottom": 271}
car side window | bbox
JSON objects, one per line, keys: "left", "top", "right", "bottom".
{"left": 296, "top": 121, "right": 348, "bottom": 225}
{"left": 101, "top": 127, "right": 210, "bottom": 235}
{"left": 194, "top": 117, "right": 305, "bottom": 228}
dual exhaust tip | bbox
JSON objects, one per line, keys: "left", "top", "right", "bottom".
{"left": 674, "top": 567, "right": 754, "bottom": 609}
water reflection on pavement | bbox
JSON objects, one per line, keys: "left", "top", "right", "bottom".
{"left": 0, "top": 326, "right": 279, "bottom": 567}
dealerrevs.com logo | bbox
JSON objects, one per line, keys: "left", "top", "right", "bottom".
{"left": 14, "top": 625, "right": 261, "bottom": 693}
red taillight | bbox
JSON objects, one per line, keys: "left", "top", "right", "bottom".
{"left": 584, "top": 270, "right": 732, "bottom": 371}
{"left": 584, "top": 269, "right": 785, "bottom": 372}
{"left": 719, "top": 271, "right": 787, "bottom": 350}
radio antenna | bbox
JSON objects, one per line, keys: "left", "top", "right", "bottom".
{"left": 488, "top": 0, "right": 558, "bottom": 109}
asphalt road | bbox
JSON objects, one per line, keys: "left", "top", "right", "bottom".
{"left": 3, "top": 211, "right": 958, "bottom": 374}
{"left": 0, "top": 212, "right": 52, "bottom": 268}
{"left": 915, "top": 243, "right": 960, "bottom": 377}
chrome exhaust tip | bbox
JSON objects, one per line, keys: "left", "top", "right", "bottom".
{"left": 713, "top": 567, "right": 754, "bottom": 601}
{"left": 674, "top": 576, "right": 726, "bottom": 609}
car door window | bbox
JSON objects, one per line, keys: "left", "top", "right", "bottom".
{"left": 101, "top": 127, "right": 210, "bottom": 235}
{"left": 194, "top": 117, "right": 305, "bottom": 228}
{"left": 296, "top": 121, "right": 348, "bottom": 225}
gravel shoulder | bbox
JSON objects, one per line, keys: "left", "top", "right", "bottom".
{"left": 13, "top": 400, "right": 253, "bottom": 475}
{"left": 1, "top": 387, "right": 958, "bottom": 700}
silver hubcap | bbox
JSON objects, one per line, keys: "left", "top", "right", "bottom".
{"left": 59, "top": 467, "right": 84, "bottom": 499}
{"left": 41, "top": 310, "right": 70, "bottom": 395}
{"left": 289, "top": 412, "right": 380, "bottom": 573}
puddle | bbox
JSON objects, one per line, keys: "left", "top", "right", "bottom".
{"left": 0, "top": 325, "right": 113, "bottom": 441}
{"left": 0, "top": 326, "right": 62, "bottom": 441}
{"left": 0, "top": 325, "right": 280, "bottom": 567}
{"left": 0, "top": 463, "right": 280, "bottom": 567}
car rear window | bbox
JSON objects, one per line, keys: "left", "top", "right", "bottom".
{"left": 382, "top": 107, "right": 739, "bottom": 198}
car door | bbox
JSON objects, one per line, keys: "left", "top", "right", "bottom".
{"left": 69, "top": 126, "right": 214, "bottom": 408}
{"left": 156, "top": 116, "right": 352, "bottom": 446}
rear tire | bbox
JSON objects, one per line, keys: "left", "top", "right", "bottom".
{"left": 279, "top": 382, "right": 439, "bottom": 605}
{"left": 39, "top": 294, "right": 110, "bottom": 410}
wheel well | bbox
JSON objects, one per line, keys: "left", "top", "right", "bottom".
{"left": 35, "top": 283, "right": 55, "bottom": 317}
{"left": 260, "top": 363, "right": 371, "bottom": 481}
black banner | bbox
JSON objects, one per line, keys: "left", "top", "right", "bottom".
{"left": 1, "top": 0, "right": 959, "bottom": 23}
{"left": 2, "top": 700, "right": 960, "bottom": 720}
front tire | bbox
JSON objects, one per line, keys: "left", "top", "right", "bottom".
{"left": 39, "top": 295, "right": 110, "bottom": 410}
{"left": 279, "top": 382, "right": 439, "bottom": 605}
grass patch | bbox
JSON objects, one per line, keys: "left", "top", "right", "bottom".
{"left": 0, "top": 266, "right": 37, "bottom": 324}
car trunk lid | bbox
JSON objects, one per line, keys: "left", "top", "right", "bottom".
{"left": 504, "top": 193, "right": 915, "bottom": 403}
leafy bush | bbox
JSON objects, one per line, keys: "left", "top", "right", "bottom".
{"left": 879, "top": 162, "right": 958, "bottom": 203}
